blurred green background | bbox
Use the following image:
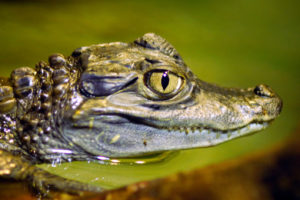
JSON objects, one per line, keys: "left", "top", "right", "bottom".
{"left": 0, "top": 0, "right": 299, "bottom": 189}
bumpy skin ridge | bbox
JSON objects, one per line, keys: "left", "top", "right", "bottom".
{"left": 0, "top": 55, "right": 103, "bottom": 196}
{"left": 0, "top": 54, "right": 85, "bottom": 162}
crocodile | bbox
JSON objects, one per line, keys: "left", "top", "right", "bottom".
{"left": 0, "top": 33, "right": 282, "bottom": 196}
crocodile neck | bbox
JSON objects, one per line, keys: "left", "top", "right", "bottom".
{"left": 0, "top": 55, "right": 82, "bottom": 162}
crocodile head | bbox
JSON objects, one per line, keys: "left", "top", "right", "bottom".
{"left": 1, "top": 33, "right": 282, "bottom": 161}
{"left": 61, "top": 33, "right": 282, "bottom": 158}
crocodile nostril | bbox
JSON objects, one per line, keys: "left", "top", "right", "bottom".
{"left": 254, "top": 84, "right": 274, "bottom": 98}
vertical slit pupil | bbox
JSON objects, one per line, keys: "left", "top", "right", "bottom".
{"left": 161, "top": 71, "right": 169, "bottom": 90}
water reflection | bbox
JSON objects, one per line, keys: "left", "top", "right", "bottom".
{"left": 38, "top": 151, "right": 178, "bottom": 189}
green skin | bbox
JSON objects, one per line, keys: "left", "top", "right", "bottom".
{"left": 0, "top": 33, "right": 282, "bottom": 195}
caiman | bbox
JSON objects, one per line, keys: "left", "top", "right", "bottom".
{"left": 0, "top": 33, "right": 282, "bottom": 196}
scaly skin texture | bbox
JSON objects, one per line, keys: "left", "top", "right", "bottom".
{"left": 0, "top": 33, "right": 282, "bottom": 195}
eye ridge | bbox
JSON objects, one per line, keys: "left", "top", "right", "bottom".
{"left": 161, "top": 71, "right": 169, "bottom": 90}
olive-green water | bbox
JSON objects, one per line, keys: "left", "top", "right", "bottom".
{"left": 0, "top": 0, "right": 299, "bottom": 190}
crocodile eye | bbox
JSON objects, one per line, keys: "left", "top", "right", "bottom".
{"left": 145, "top": 70, "right": 183, "bottom": 96}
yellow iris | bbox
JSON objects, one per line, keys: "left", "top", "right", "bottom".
{"left": 148, "top": 71, "right": 183, "bottom": 94}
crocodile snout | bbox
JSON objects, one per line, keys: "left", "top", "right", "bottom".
{"left": 251, "top": 84, "right": 282, "bottom": 120}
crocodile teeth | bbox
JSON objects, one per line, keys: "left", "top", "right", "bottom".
{"left": 184, "top": 127, "right": 189, "bottom": 135}
{"left": 160, "top": 122, "right": 269, "bottom": 139}
{"left": 191, "top": 127, "right": 196, "bottom": 133}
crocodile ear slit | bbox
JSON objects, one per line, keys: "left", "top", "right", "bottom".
{"left": 134, "top": 33, "right": 182, "bottom": 61}
{"left": 79, "top": 72, "right": 138, "bottom": 97}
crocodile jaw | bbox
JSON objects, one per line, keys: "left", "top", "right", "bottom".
{"left": 64, "top": 113, "right": 270, "bottom": 158}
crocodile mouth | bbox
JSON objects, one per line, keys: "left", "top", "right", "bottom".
{"left": 143, "top": 121, "right": 271, "bottom": 148}
{"left": 160, "top": 121, "right": 270, "bottom": 135}
{"left": 66, "top": 114, "right": 272, "bottom": 158}
{"left": 72, "top": 113, "right": 270, "bottom": 142}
